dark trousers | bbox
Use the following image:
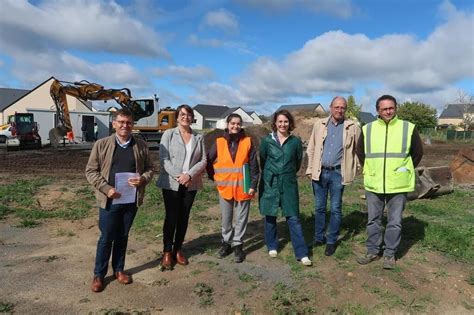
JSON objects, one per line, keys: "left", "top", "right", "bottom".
{"left": 162, "top": 186, "right": 197, "bottom": 252}
{"left": 94, "top": 202, "right": 137, "bottom": 277}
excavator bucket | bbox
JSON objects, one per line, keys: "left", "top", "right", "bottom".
{"left": 450, "top": 148, "right": 474, "bottom": 184}
{"left": 408, "top": 166, "right": 454, "bottom": 200}
{"left": 49, "top": 126, "right": 67, "bottom": 148}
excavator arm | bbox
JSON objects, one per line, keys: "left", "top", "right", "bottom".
{"left": 49, "top": 79, "right": 148, "bottom": 147}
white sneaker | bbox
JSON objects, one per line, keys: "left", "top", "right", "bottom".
{"left": 268, "top": 250, "right": 277, "bottom": 258}
{"left": 301, "top": 257, "right": 312, "bottom": 266}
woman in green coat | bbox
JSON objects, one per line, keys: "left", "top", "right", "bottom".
{"left": 259, "top": 109, "right": 312, "bottom": 266}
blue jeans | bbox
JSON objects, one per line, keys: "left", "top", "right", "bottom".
{"left": 264, "top": 215, "right": 308, "bottom": 260}
{"left": 312, "top": 169, "right": 345, "bottom": 245}
{"left": 94, "top": 202, "right": 137, "bottom": 277}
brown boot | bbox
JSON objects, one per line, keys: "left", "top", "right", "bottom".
{"left": 161, "top": 251, "right": 174, "bottom": 269}
{"left": 114, "top": 271, "right": 132, "bottom": 284}
{"left": 175, "top": 249, "right": 189, "bottom": 265}
{"left": 91, "top": 276, "right": 104, "bottom": 293}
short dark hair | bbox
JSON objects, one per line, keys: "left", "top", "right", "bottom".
{"left": 175, "top": 104, "right": 194, "bottom": 120}
{"left": 113, "top": 108, "right": 134, "bottom": 120}
{"left": 226, "top": 113, "right": 242, "bottom": 124}
{"left": 271, "top": 109, "right": 295, "bottom": 132}
{"left": 376, "top": 95, "right": 397, "bottom": 110}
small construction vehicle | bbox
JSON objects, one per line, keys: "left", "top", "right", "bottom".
{"left": 1, "top": 113, "right": 42, "bottom": 150}
{"left": 49, "top": 79, "right": 176, "bottom": 147}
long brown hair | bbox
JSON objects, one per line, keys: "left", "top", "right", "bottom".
{"left": 271, "top": 109, "right": 295, "bottom": 132}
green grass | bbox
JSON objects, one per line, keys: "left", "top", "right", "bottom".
{"left": 268, "top": 282, "right": 315, "bottom": 314}
{"left": 236, "top": 283, "right": 259, "bottom": 298}
{"left": 16, "top": 219, "right": 40, "bottom": 228}
{"left": 193, "top": 282, "right": 215, "bottom": 307}
{"left": 328, "top": 303, "right": 372, "bottom": 315}
{"left": 296, "top": 178, "right": 474, "bottom": 264}
{"left": 238, "top": 272, "right": 255, "bottom": 283}
{"left": 133, "top": 182, "right": 168, "bottom": 236}
{"left": 0, "top": 177, "right": 52, "bottom": 207}
{"left": 0, "top": 301, "right": 15, "bottom": 313}
{"left": 0, "top": 179, "right": 94, "bottom": 224}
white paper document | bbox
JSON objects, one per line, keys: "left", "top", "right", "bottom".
{"left": 112, "top": 172, "right": 139, "bottom": 205}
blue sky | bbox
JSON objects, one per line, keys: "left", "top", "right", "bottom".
{"left": 0, "top": 0, "right": 473, "bottom": 115}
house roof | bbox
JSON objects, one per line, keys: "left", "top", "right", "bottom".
{"left": 359, "top": 111, "right": 376, "bottom": 124}
{"left": 0, "top": 88, "right": 31, "bottom": 112}
{"left": 0, "top": 76, "right": 55, "bottom": 113}
{"left": 193, "top": 104, "right": 230, "bottom": 118}
{"left": 276, "top": 103, "right": 324, "bottom": 113}
{"left": 220, "top": 107, "right": 244, "bottom": 118}
{"left": 439, "top": 103, "right": 474, "bottom": 119}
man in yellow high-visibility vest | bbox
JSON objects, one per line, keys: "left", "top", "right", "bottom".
{"left": 356, "top": 95, "right": 423, "bottom": 269}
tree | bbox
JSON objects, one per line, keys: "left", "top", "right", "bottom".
{"left": 397, "top": 101, "right": 437, "bottom": 129}
{"left": 346, "top": 95, "right": 361, "bottom": 120}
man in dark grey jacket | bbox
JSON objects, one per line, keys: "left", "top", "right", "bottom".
{"left": 85, "top": 108, "right": 154, "bottom": 292}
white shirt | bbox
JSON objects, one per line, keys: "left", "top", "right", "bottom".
{"left": 182, "top": 136, "right": 194, "bottom": 173}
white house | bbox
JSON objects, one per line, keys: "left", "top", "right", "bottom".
{"left": 276, "top": 103, "right": 325, "bottom": 116}
{"left": 192, "top": 104, "right": 262, "bottom": 130}
{"left": 0, "top": 77, "right": 114, "bottom": 144}
{"left": 438, "top": 103, "right": 474, "bottom": 130}
{"left": 248, "top": 111, "right": 263, "bottom": 125}
{"left": 215, "top": 107, "right": 255, "bottom": 129}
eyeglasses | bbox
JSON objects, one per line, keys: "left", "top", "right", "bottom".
{"left": 115, "top": 120, "right": 133, "bottom": 126}
{"left": 179, "top": 113, "right": 193, "bottom": 118}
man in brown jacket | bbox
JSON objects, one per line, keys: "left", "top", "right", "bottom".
{"left": 306, "top": 96, "right": 361, "bottom": 256}
{"left": 85, "top": 108, "right": 154, "bottom": 292}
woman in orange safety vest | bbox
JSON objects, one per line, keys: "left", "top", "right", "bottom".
{"left": 207, "top": 113, "right": 259, "bottom": 263}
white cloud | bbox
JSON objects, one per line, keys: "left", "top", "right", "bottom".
{"left": 188, "top": 34, "right": 254, "bottom": 55}
{"left": 359, "top": 85, "right": 468, "bottom": 114}
{"left": 0, "top": 0, "right": 169, "bottom": 58}
{"left": 201, "top": 8, "right": 239, "bottom": 33}
{"left": 153, "top": 65, "right": 215, "bottom": 85}
{"left": 195, "top": 2, "right": 474, "bottom": 112}
{"left": 10, "top": 50, "right": 148, "bottom": 90}
{"left": 235, "top": 0, "right": 356, "bottom": 18}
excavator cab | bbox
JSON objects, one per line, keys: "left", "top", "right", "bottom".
{"left": 130, "top": 99, "right": 154, "bottom": 121}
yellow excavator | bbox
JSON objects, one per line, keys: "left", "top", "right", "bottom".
{"left": 49, "top": 79, "right": 176, "bottom": 147}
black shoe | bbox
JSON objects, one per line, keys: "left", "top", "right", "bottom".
{"left": 325, "top": 244, "right": 336, "bottom": 256}
{"left": 314, "top": 238, "right": 326, "bottom": 247}
{"left": 234, "top": 244, "right": 245, "bottom": 263}
{"left": 217, "top": 242, "right": 232, "bottom": 258}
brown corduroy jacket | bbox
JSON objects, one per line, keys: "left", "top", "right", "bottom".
{"left": 306, "top": 117, "right": 361, "bottom": 185}
{"left": 85, "top": 135, "right": 155, "bottom": 208}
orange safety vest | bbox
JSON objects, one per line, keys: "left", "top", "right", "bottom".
{"left": 214, "top": 136, "right": 252, "bottom": 201}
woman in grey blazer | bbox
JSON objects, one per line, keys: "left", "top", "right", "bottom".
{"left": 156, "top": 104, "right": 207, "bottom": 269}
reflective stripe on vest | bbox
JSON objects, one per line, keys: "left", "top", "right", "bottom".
{"left": 213, "top": 136, "right": 252, "bottom": 201}
{"left": 363, "top": 117, "right": 415, "bottom": 194}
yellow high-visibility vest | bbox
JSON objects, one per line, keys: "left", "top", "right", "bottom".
{"left": 362, "top": 116, "right": 415, "bottom": 193}
{"left": 213, "top": 136, "right": 252, "bottom": 201}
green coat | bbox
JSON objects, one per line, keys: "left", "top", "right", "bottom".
{"left": 259, "top": 133, "right": 303, "bottom": 217}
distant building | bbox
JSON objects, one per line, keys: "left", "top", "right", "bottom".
{"left": 192, "top": 104, "right": 262, "bottom": 130}
{"left": 358, "top": 111, "right": 377, "bottom": 125}
{"left": 438, "top": 103, "right": 474, "bottom": 130}
{"left": 0, "top": 77, "right": 109, "bottom": 144}
{"left": 275, "top": 103, "right": 325, "bottom": 116}
{"left": 0, "top": 88, "right": 30, "bottom": 113}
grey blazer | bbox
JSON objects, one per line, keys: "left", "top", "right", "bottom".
{"left": 156, "top": 127, "right": 207, "bottom": 191}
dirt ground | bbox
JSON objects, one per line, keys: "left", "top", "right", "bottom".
{"left": 0, "top": 142, "right": 473, "bottom": 314}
